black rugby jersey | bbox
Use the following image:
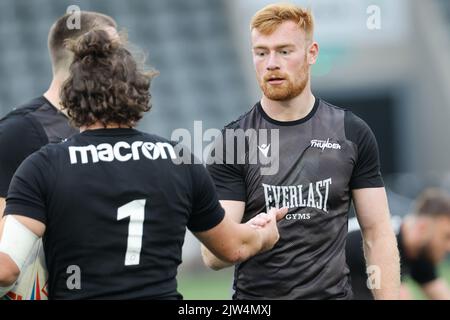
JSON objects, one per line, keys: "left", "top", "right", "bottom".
{"left": 5, "top": 128, "right": 225, "bottom": 299}
{"left": 207, "top": 98, "right": 384, "bottom": 300}
{"left": 0, "top": 96, "right": 77, "bottom": 197}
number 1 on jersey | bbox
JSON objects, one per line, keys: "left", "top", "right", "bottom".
{"left": 117, "top": 199, "right": 146, "bottom": 266}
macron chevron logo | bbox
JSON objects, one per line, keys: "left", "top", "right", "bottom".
{"left": 258, "top": 144, "right": 271, "bottom": 157}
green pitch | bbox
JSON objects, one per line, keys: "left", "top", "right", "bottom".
{"left": 178, "top": 261, "right": 450, "bottom": 300}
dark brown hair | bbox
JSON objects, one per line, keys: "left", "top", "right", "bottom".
{"left": 414, "top": 188, "right": 450, "bottom": 219}
{"left": 48, "top": 11, "right": 117, "bottom": 71}
{"left": 60, "top": 29, "right": 157, "bottom": 128}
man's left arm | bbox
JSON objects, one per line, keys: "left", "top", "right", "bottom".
{"left": 353, "top": 187, "right": 400, "bottom": 300}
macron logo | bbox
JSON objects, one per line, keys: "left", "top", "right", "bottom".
{"left": 69, "top": 141, "right": 177, "bottom": 164}
{"left": 258, "top": 144, "right": 271, "bottom": 157}
{"left": 310, "top": 139, "right": 341, "bottom": 151}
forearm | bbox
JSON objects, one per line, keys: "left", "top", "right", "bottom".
{"left": 201, "top": 245, "right": 233, "bottom": 270}
{"left": 362, "top": 227, "right": 400, "bottom": 299}
{"left": 199, "top": 220, "right": 266, "bottom": 270}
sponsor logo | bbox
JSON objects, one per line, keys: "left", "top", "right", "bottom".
{"left": 262, "top": 178, "right": 332, "bottom": 213}
{"left": 310, "top": 139, "right": 341, "bottom": 151}
{"left": 69, "top": 141, "right": 177, "bottom": 164}
{"left": 258, "top": 144, "right": 271, "bottom": 157}
{"left": 285, "top": 213, "right": 311, "bottom": 220}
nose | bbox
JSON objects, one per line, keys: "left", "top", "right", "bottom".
{"left": 266, "top": 52, "right": 280, "bottom": 71}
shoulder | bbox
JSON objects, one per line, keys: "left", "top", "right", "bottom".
{"left": 137, "top": 131, "right": 177, "bottom": 146}
{"left": 223, "top": 103, "right": 259, "bottom": 130}
{"left": 28, "top": 143, "right": 58, "bottom": 163}
{"left": 1, "top": 97, "right": 49, "bottom": 121}
{"left": 0, "top": 97, "right": 49, "bottom": 140}
{"left": 311, "top": 98, "right": 348, "bottom": 129}
{"left": 319, "top": 99, "right": 348, "bottom": 113}
{"left": 343, "top": 110, "right": 375, "bottom": 145}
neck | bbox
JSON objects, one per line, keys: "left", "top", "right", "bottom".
{"left": 80, "top": 122, "right": 130, "bottom": 133}
{"left": 260, "top": 86, "right": 315, "bottom": 122}
{"left": 43, "top": 74, "right": 66, "bottom": 115}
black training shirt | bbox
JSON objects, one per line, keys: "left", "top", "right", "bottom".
{"left": 0, "top": 96, "right": 77, "bottom": 197}
{"left": 207, "top": 98, "right": 384, "bottom": 300}
{"left": 5, "top": 128, "right": 225, "bottom": 299}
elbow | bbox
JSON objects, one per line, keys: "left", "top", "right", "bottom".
{"left": 205, "top": 260, "right": 226, "bottom": 271}
{"left": 202, "top": 254, "right": 225, "bottom": 271}
{"left": 0, "top": 253, "right": 20, "bottom": 287}
{"left": 200, "top": 245, "right": 239, "bottom": 270}
{"left": 201, "top": 246, "right": 229, "bottom": 271}
{"left": 0, "top": 267, "right": 19, "bottom": 287}
{"left": 221, "top": 247, "right": 247, "bottom": 265}
{"left": 362, "top": 224, "right": 397, "bottom": 245}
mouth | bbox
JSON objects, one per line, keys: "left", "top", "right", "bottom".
{"left": 266, "top": 77, "right": 285, "bottom": 85}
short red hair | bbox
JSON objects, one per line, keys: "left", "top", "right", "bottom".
{"left": 251, "top": 3, "right": 314, "bottom": 40}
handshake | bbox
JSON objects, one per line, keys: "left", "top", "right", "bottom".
{"left": 200, "top": 206, "right": 288, "bottom": 270}
{"left": 246, "top": 207, "right": 289, "bottom": 252}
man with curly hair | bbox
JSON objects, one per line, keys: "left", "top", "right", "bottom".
{"left": 0, "top": 29, "right": 286, "bottom": 300}
{"left": 0, "top": 11, "right": 118, "bottom": 300}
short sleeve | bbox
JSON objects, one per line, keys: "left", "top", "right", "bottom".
{"left": 345, "top": 112, "right": 384, "bottom": 189}
{"left": 187, "top": 163, "right": 225, "bottom": 233}
{"left": 410, "top": 256, "right": 438, "bottom": 285}
{"left": 4, "top": 147, "right": 53, "bottom": 224}
{"left": 206, "top": 129, "right": 246, "bottom": 201}
{"left": 0, "top": 113, "right": 47, "bottom": 197}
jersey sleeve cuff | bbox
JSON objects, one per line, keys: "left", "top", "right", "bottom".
{"left": 188, "top": 205, "right": 225, "bottom": 233}
{"left": 4, "top": 201, "right": 47, "bottom": 224}
{"left": 350, "top": 177, "right": 384, "bottom": 190}
{"left": 216, "top": 191, "right": 246, "bottom": 202}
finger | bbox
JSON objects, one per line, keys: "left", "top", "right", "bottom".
{"left": 261, "top": 213, "right": 272, "bottom": 223}
{"left": 268, "top": 207, "right": 288, "bottom": 221}
{"left": 249, "top": 216, "right": 268, "bottom": 227}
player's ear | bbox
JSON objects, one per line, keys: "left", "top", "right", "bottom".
{"left": 307, "top": 41, "right": 319, "bottom": 65}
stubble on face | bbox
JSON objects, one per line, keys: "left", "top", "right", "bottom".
{"left": 258, "top": 55, "right": 310, "bottom": 101}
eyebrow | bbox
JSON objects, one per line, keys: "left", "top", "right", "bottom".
{"left": 252, "top": 44, "right": 296, "bottom": 50}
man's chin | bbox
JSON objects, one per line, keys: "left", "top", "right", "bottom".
{"left": 264, "top": 92, "right": 297, "bottom": 101}
{"left": 262, "top": 88, "right": 291, "bottom": 101}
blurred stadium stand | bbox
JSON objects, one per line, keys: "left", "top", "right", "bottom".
{"left": 1, "top": 0, "right": 450, "bottom": 272}
{"left": 0, "top": 0, "right": 252, "bottom": 138}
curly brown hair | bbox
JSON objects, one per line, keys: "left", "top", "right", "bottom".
{"left": 61, "top": 29, "right": 158, "bottom": 128}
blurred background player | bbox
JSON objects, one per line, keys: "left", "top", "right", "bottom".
{"left": 347, "top": 188, "right": 450, "bottom": 300}
{"left": 202, "top": 3, "right": 400, "bottom": 300}
{"left": 0, "top": 11, "right": 118, "bottom": 300}
{"left": 0, "top": 29, "right": 287, "bottom": 299}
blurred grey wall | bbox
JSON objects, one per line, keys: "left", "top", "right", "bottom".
{"left": 0, "top": 0, "right": 252, "bottom": 138}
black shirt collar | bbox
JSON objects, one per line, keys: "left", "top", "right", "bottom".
{"left": 257, "top": 97, "right": 319, "bottom": 126}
